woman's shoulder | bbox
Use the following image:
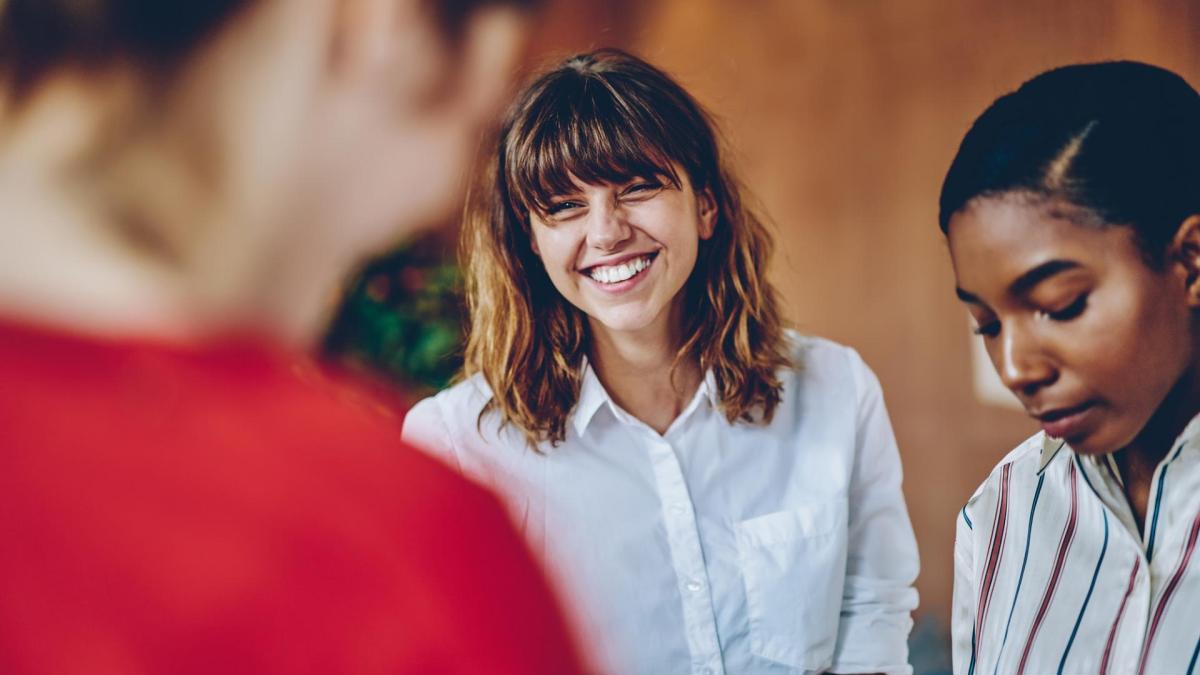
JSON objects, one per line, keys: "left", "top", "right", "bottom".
{"left": 961, "top": 431, "right": 1050, "bottom": 524}
{"left": 403, "top": 374, "right": 496, "bottom": 441}
{"left": 779, "top": 330, "right": 877, "bottom": 396}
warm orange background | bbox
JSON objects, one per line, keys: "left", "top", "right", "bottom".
{"left": 516, "top": 0, "right": 1200, "bottom": 628}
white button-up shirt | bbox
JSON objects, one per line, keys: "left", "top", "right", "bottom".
{"left": 952, "top": 415, "right": 1200, "bottom": 675}
{"left": 403, "top": 335, "right": 919, "bottom": 674}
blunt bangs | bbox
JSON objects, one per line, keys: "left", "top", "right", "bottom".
{"left": 502, "top": 68, "right": 701, "bottom": 219}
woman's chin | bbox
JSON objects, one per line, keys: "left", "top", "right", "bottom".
{"left": 586, "top": 309, "right": 663, "bottom": 337}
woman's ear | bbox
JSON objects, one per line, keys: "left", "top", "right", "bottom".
{"left": 698, "top": 189, "right": 717, "bottom": 240}
{"left": 1172, "top": 214, "right": 1200, "bottom": 307}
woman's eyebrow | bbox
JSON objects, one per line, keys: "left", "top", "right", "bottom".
{"left": 954, "top": 259, "right": 1082, "bottom": 305}
{"left": 1007, "top": 259, "right": 1081, "bottom": 297}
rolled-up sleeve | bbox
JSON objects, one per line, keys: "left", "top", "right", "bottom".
{"left": 829, "top": 350, "right": 920, "bottom": 675}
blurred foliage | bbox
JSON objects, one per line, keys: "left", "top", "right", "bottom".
{"left": 323, "top": 236, "right": 465, "bottom": 397}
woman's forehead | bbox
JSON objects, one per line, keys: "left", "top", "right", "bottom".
{"left": 949, "top": 197, "right": 1143, "bottom": 293}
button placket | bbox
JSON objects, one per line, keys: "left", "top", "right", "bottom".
{"left": 646, "top": 434, "right": 725, "bottom": 675}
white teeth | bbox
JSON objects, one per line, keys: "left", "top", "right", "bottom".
{"left": 588, "top": 255, "right": 651, "bottom": 284}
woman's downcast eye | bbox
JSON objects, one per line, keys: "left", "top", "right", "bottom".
{"left": 972, "top": 320, "right": 1000, "bottom": 338}
{"left": 1045, "top": 293, "right": 1088, "bottom": 322}
{"left": 971, "top": 294, "right": 1088, "bottom": 339}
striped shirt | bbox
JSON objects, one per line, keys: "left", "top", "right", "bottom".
{"left": 952, "top": 416, "right": 1200, "bottom": 675}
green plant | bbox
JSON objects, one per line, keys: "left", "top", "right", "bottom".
{"left": 323, "top": 236, "right": 465, "bottom": 396}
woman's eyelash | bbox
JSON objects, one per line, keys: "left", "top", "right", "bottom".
{"left": 545, "top": 201, "right": 581, "bottom": 215}
{"left": 1047, "top": 294, "right": 1088, "bottom": 321}
{"left": 973, "top": 321, "right": 1000, "bottom": 338}
{"left": 972, "top": 294, "right": 1087, "bottom": 338}
{"left": 623, "top": 180, "right": 663, "bottom": 194}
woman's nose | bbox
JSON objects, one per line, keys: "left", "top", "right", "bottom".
{"left": 997, "top": 325, "right": 1058, "bottom": 396}
{"left": 585, "top": 201, "right": 632, "bottom": 251}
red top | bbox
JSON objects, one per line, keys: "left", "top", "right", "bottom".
{"left": 0, "top": 319, "right": 584, "bottom": 675}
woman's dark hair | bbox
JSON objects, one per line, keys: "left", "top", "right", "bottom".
{"left": 0, "top": 1, "right": 251, "bottom": 95}
{"left": 939, "top": 60, "right": 1200, "bottom": 264}
{"left": 0, "top": 0, "right": 536, "bottom": 99}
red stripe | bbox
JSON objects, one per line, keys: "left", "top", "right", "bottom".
{"left": 974, "top": 463, "right": 1013, "bottom": 658}
{"left": 1136, "top": 509, "right": 1200, "bottom": 675}
{"left": 1099, "top": 559, "right": 1139, "bottom": 675}
{"left": 1016, "top": 460, "right": 1078, "bottom": 675}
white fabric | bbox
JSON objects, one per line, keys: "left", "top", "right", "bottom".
{"left": 952, "top": 415, "right": 1200, "bottom": 675}
{"left": 403, "top": 334, "right": 919, "bottom": 675}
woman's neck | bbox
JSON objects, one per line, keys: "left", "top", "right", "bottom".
{"left": 0, "top": 75, "right": 339, "bottom": 349}
{"left": 0, "top": 84, "right": 203, "bottom": 341}
{"left": 1116, "top": 363, "right": 1200, "bottom": 531}
{"left": 588, "top": 306, "right": 702, "bottom": 435}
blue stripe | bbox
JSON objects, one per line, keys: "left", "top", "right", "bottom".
{"left": 1188, "top": 633, "right": 1200, "bottom": 675}
{"left": 1057, "top": 505, "right": 1107, "bottom": 674}
{"left": 1075, "top": 453, "right": 1100, "bottom": 496}
{"left": 963, "top": 505, "right": 974, "bottom": 530}
{"left": 1146, "top": 443, "right": 1186, "bottom": 561}
{"left": 991, "top": 473, "right": 1045, "bottom": 675}
{"left": 968, "top": 627, "right": 977, "bottom": 675}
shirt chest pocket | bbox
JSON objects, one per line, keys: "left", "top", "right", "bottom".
{"left": 735, "top": 502, "right": 848, "bottom": 669}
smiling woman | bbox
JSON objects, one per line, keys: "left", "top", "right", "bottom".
{"left": 402, "top": 48, "right": 920, "bottom": 674}
{"left": 941, "top": 61, "right": 1200, "bottom": 675}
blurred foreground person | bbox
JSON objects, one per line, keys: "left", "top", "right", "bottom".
{"left": 0, "top": 1, "right": 584, "bottom": 674}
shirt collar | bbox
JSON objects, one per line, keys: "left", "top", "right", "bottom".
{"left": 570, "top": 356, "right": 718, "bottom": 437}
{"left": 1041, "top": 410, "right": 1200, "bottom": 473}
{"left": 1038, "top": 434, "right": 1068, "bottom": 473}
{"left": 571, "top": 357, "right": 610, "bottom": 437}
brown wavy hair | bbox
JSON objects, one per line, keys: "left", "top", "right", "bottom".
{"left": 461, "top": 48, "right": 792, "bottom": 448}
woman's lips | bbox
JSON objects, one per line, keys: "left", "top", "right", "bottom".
{"left": 1035, "top": 401, "right": 1098, "bottom": 440}
{"left": 579, "top": 252, "right": 657, "bottom": 294}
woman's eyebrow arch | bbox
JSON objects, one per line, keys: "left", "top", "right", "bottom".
{"left": 954, "top": 259, "right": 1081, "bottom": 305}
{"left": 1007, "top": 259, "right": 1081, "bottom": 297}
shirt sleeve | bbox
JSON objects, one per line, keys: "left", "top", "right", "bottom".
{"left": 401, "top": 395, "right": 464, "bottom": 474}
{"left": 828, "top": 349, "right": 920, "bottom": 675}
{"left": 951, "top": 501, "right": 978, "bottom": 675}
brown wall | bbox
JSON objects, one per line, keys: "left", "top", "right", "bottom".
{"left": 521, "top": 0, "right": 1200, "bottom": 625}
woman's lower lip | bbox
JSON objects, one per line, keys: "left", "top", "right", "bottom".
{"left": 1039, "top": 404, "right": 1098, "bottom": 440}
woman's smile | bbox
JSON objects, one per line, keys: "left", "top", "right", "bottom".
{"left": 580, "top": 251, "right": 659, "bottom": 293}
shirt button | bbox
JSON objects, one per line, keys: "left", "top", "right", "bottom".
{"left": 686, "top": 579, "right": 704, "bottom": 592}
{"left": 702, "top": 669, "right": 715, "bottom": 675}
{"left": 669, "top": 504, "right": 686, "bottom": 516}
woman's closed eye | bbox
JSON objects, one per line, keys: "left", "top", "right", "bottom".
{"left": 545, "top": 199, "right": 584, "bottom": 217}
{"left": 620, "top": 179, "right": 664, "bottom": 199}
{"left": 1043, "top": 293, "right": 1088, "bottom": 322}
{"left": 971, "top": 293, "right": 1088, "bottom": 338}
{"left": 973, "top": 318, "right": 1000, "bottom": 338}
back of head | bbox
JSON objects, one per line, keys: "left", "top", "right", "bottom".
{"left": 939, "top": 60, "right": 1200, "bottom": 263}
{"left": 0, "top": 0, "right": 250, "bottom": 97}
{"left": 0, "top": 0, "right": 531, "bottom": 94}
{"left": 0, "top": 0, "right": 535, "bottom": 344}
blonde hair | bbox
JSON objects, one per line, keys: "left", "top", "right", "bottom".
{"left": 462, "top": 48, "right": 792, "bottom": 448}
